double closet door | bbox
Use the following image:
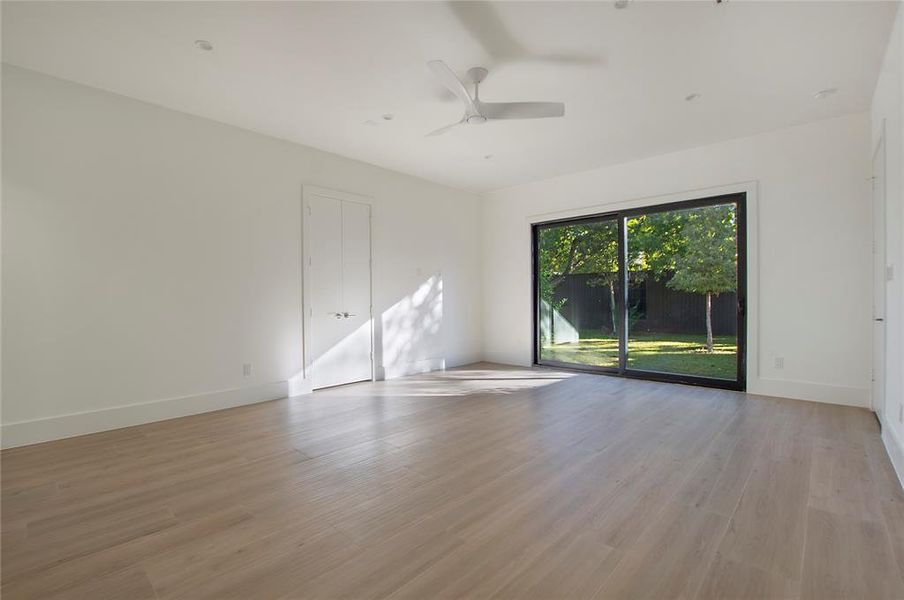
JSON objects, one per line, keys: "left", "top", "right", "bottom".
{"left": 306, "top": 191, "right": 373, "bottom": 390}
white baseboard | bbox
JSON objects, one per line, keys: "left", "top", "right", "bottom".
{"left": 748, "top": 377, "right": 869, "bottom": 408}
{"left": 482, "top": 351, "right": 531, "bottom": 368}
{"left": 443, "top": 353, "right": 484, "bottom": 370}
{"left": 1, "top": 368, "right": 871, "bottom": 450}
{"left": 882, "top": 424, "right": 904, "bottom": 491}
{"left": 382, "top": 358, "right": 446, "bottom": 380}
{"left": 479, "top": 356, "right": 869, "bottom": 409}
{"left": 1, "top": 381, "right": 288, "bottom": 449}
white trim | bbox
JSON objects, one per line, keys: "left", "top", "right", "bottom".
{"left": 882, "top": 423, "right": 904, "bottom": 491}
{"left": 301, "top": 185, "right": 376, "bottom": 393}
{"left": 748, "top": 379, "right": 869, "bottom": 408}
{"left": 1, "top": 381, "right": 288, "bottom": 449}
{"left": 871, "top": 122, "right": 888, "bottom": 416}
{"left": 482, "top": 355, "right": 868, "bottom": 408}
{"left": 483, "top": 352, "right": 531, "bottom": 368}
{"left": 382, "top": 358, "right": 446, "bottom": 380}
{"left": 303, "top": 184, "right": 374, "bottom": 207}
{"left": 525, "top": 180, "right": 760, "bottom": 394}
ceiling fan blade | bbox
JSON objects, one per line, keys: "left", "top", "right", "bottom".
{"left": 478, "top": 101, "right": 565, "bottom": 120}
{"left": 426, "top": 118, "right": 465, "bottom": 137}
{"left": 427, "top": 60, "right": 476, "bottom": 111}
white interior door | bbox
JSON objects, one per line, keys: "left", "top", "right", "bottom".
{"left": 872, "top": 133, "right": 887, "bottom": 420}
{"left": 307, "top": 193, "right": 372, "bottom": 390}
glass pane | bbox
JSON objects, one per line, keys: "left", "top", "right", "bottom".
{"left": 537, "top": 219, "right": 619, "bottom": 368}
{"left": 625, "top": 203, "right": 738, "bottom": 380}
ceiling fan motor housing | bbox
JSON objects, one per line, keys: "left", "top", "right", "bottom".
{"left": 467, "top": 67, "right": 489, "bottom": 84}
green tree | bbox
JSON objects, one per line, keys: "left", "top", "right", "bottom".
{"left": 539, "top": 205, "right": 737, "bottom": 351}
{"left": 667, "top": 205, "right": 737, "bottom": 352}
{"left": 622, "top": 212, "right": 688, "bottom": 336}
{"left": 538, "top": 222, "right": 618, "bottom": 338}
{"left": 626, "top": 212, "right": 687, "bottom": 278}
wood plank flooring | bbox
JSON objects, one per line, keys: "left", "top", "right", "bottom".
{"left": 2, "top": 363, "right": 903, "bottom": 599}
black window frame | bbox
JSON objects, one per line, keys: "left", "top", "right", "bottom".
{"left": 531, "top": 192, "right": 747, "bottom": 391}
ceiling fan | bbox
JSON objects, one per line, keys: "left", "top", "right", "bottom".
{"left": 426, "top": 60, "right": 565, "bottom": 137}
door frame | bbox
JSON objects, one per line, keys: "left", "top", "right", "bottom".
{"left": 871, "top": 123, "right": 887, "bottom": 419}
{"left": 532, "top": 192, "right": 747, "bottom": 391}
{"left": 301, "top": 185, "right": 375, "bottom": 391}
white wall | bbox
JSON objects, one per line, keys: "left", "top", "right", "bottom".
{"left": 1, "top": 65, "right": 482, "bottom": 447}
{"left": 1, "top": 60, "right": 890, "bottom": 450}
{"left": 481, "top": 112, "right": 873, "bottom": 408}
{"left": 872, "top": 5, "right": 904, "bottom": 483}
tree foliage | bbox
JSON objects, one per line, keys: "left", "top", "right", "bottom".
{"left": 538, "top": 221, "right": 619, "bottom": 334}
{"left": 666, "top": 205, "right": 737, "bottom": 296}
{"left": 626, "top": 212, "right": 687, "bottom": 278}
{"left": 537, "top": 222, "right": 618, "bottom": 287}
{"left": 664, "top": 204, "right": 738, "bottom": 353}
{"left": 537, "top": 203, "right": 738, "bottom": 352}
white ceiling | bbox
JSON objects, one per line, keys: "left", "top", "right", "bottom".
{"left": 2, "top": 1, "right": 898, "bottom": 192}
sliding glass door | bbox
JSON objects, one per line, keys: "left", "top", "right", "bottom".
{"left": 533, "top": 194, "right": 746, "bottom": 390}
{"left": 536, "top": 217, "right": 621, "bottom": 371}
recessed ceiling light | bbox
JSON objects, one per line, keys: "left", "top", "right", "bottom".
{"left": 685, "top": 93, "right": 702, "bottom": 102}
{"left": 614, "top": 0, "right": 629, "bottom": 8}
{"left": 382, "top": 114, "right": 394, "bottom": 121}
{"left": 813, "top": 88, "right": 839, "bottom": 100}
{"left": 194, "top": 40, "right": 213, "bottom": 51}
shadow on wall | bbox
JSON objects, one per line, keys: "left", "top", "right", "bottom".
{"left": 375, "top": 274, "right": 444, "bottom": 379}
{"left": 289, "top": 274, "right": 446, "bottom": 394}
{"left": 539, "top": 299, "right": 579, "bottom": 345}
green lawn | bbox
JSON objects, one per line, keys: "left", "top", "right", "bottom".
{"left": 540, "top": 333, "right": 737, "bottom": 380}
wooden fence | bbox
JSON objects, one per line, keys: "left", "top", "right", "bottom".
{"left": 552, "top": 272, "right": 737, "bottom": 336}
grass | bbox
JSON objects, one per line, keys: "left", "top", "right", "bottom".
{"left": 540, "top": 332, "right": 737, "bottom": 380}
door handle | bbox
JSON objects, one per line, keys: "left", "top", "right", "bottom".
{"left": 875, "top": 318, "right": 885, "bottom": 322}
{"left": 342, "top": 312, "right": 356, "bottom": 319}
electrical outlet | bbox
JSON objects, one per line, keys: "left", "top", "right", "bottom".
{"left": 243, "top": 363, "right": 252, "bottom": 377}
{"left": 774, "top": 356, "right": 784, "bottom": 369}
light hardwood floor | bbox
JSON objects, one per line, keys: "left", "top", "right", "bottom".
{"left": 2, "top": 363, "right": 903, "bottom": 599}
